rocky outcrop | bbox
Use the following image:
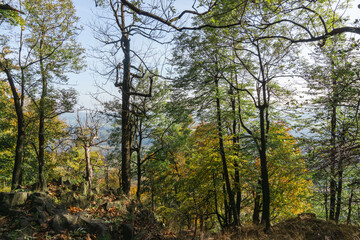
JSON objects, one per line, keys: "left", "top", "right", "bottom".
{"left": 60, "top": 190, "right": 90, "bottom": 209}
{"left": 0, "top": 192, "right": 30, "bottom": 214}
{"left": 0, "top": 191, "right": 111, "bottom": 239}
{"left": 50, "top": 212, "right": 110, "bottom": 238}
{"left": 102, "top": 200, "right": 123, "bottom": 210}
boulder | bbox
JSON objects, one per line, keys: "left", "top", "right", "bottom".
{"left": 30, "top": 192, "right": 66, "bottom": 216}
{"left": 298, "top": 212, "right": 316, "bottom": 220}
{"left": 79, "top": 215, "right": 109, "bottom": 238}
{"left": 50, "top": 213, "right": 110, "bottom": 238}
{"left": 58, "top": 176, "right": 72, "bottom": 186}
{"left": 30, "top": 206, "right": 49, "bottom": 224}
{"left": 61, "top": 191, "right": 89, "bottom": 209}
{"left": 102, "top": 200, "right": 123, "bottom": 211}
{"left": 92, "top": 185, "right": 100, "bottom": 194}
{"left": 120, "top": 223, "right": 134, "bottom": 240}
{"left": 0, "top": 192, "right": 30, "bottom": 214}
{"left": 12, "top": 192, "right": 30, "bottom": 206}
{"left": 18, "top": 215, "right": 31, "bottom": 229}
{"left": 80, "top": 182, "right": 90, "bottom": 196}
{"left": 51, "top": 213, "right": 80, "bottom": 232}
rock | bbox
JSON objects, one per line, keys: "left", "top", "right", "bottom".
{"left": 102, "top": 200, "right": 123, "bottom": 210}
{"left": 59, "top": 176, "right": 72, "bottom": 186}
{"left": 18, "top": 216, "right": 31, "bottom": 228}
{"left": 80, "top": 182, "right": 90, "bottom": 196}
{"left": 30, "top": 192, "right": 66, "bottom": 216}
{"left": 61, "top": 191, "right": 89, "bottom": 209}
{"left": 78, "top": 215, "right": 109, "bottom": 238}
{"left": 77, "top": 195, "right": 89, "bottom": 209}
{"left": 298, "top": 212, "right": 316, "bottom": 220}
{"left": 12, "top": 192, "right": 30, "bottom": 206}
{"left": 135, "top": 230, "right": 146, "bottom": 240}
{"left": 50, "top": 213, "right": 110, "bottom": 238}
{"left": 50, "top": 213, "right": 80, "bottom": 232}
{"left": 30, "top": 206, "right": 49, "bottom": 224}
{"left": 120, "top": 223, "right": 134, "bottom": 240}
{"left": 92, "top": 185, "right": 100, "bottom": 194}
{"left": 0, "top": 192, "right": 30, "bottom": 214}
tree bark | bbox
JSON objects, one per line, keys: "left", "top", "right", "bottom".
{"left": 121, "top": 32, "right": 132, "bottom": 195}
{"left": 135, "top": 119, "right": 143, "bottom": 201}
{"left": 329, "top": 77, "right": 337, "bottom": 221}
{"left": 253, "top": 186, "right": 261, "bottom": 225}
{"left": 335, "top": 132, "right": 345, "bottom": 223}
{"left": 347, "top": 189, "right": 353, "bottom": 225}
{"left": 215, "top": 78, "right": 238, "bottom": 226}
{"left": 324, "top": 176, "right": 329, "bottom": 221}
{"left": 2, "top": 68, "right": 26, "bottom": 190}
{"left": 37, "top": 41, "right": 47, "bottom": 192}
{"left": 84, "top": 145, "right": 93, "bottom": 188}
{"left": 259, "top": 106, "right": 270, "bottom": 231}
{"left": 230, "top": 85, "right": 241, "bottom": 220}
{"left": 136, "top": 151, "right": 141, "bottom": 200}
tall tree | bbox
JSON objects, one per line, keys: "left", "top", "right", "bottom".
{"left": 94, "top": 0, "right": 160, "bottom": 195}
{"left": 0, "top": 34, "right": 28, "bottom": 190}
{"left": 303, "top": 36, "right": 360, "bottom": 222}
{"left": 0, "top": 81, "right": 17, "bottom": 189}
{"left": 24, "top": 0, "right": 84, "bottom": 190}
{"left": 172, "top": 29, "right": 241, "bottom": 226}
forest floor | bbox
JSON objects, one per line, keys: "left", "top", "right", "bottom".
{"left": 0, "top": 183, "right": 360, "bottom": 240}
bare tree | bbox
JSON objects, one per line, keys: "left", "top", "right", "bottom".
{"left": 93, "top": 0, "right": 162, "bottom": 195}
{"left": 74, "top": 110, "right": 107, "bottom": 189}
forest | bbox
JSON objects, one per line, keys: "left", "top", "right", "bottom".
{"left": 1, "top": 0, "right": 360, "bottom": 239}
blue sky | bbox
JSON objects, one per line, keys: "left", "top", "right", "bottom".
{"left": 69, "top": 0, "right": 194, "bottom": 110}
{"left": 68, "top": 0, "right": 360, "bottom": 110}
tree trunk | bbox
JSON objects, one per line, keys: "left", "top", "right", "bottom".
{"left": 335, "top": 163, "right": 343, "bottom": 223}
{"left": 213, "top": 173, "right": 224, "bottom": 228}
{"left": 255, "top": 42, "right": 271, "bottom": 232}
{"left": 105, "top": 164, "right": 109, "bottom": 191}
{"left": 223, "top": 184, "right": 229, "bottom": 226}
{"left": 84, "top": 145, "right": 93, "bottom": 188}
{"left": 259, "top": 106, "right": 270, "bottom": 231}
{"left": 121, "top": 33, "right": 132, "bottom": 195}
{"left": 215, "top": 78, "right": 238, "bottom": 226}
{"left": 38, "top": 45, "right": 47, "bottom": 192}
{"left": 136, "top": 149, "right": 141, "bottom": 201}
{"left": 324, "top": 178, "right": 329, "bottom": 221}
{"left": 347, "top": 189, "right": 353, "bottom": 225}
{"left": 230, "top": 85, "right": 241, "bottom": 220}
{"left": 2, "top": 68, "right": 25, "bottom": 191}
{"left": 253, "top": 189, "right": 261, "bottom": 225}
{"left": 329, "top": 75, "right": 338, "bottom": 221}
{"left": 136, "top": 120, "right": 143, "bottom": 201}
{"left": 335, "top": 128, "right": 346, "bottom": 223}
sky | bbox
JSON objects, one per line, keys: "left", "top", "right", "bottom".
{"left": 68, "top": 0, "right": 194, "bottom": 110}
{"left": 67, "top": 0, "right": 360, "bottom": 111}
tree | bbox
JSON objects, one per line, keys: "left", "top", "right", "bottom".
{"left": 1, "top": 0, "right": 84, "bottom": 190}
{"left": 94, "top": 0, "right": 160, "bottom": 195}
{"left": 74, "top": 110, "right": 107, "bottom": 189}
{"left": 0, "top": 45, "right": 28, "bottom": 190}
{"left": 303, "top": 36, "right": 360, "bottom": 222}
{"left": 0, "top": 2, "right": 24, "bottom": 26}
{"left": 0, "top": 81, "right": 17, "bottom": 190}
{"left": 23, "top": 0, "right": 84, "bottom": 190}
{"left": 172, "top": 28, "right": 241, "bottom": 226}
{"left": 117, "top": 0, "right": 360, "bottom": 42}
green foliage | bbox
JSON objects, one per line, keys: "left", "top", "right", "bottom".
{"left": 143, "top": 120, "right": 312, "bottom": 228}
{"left": 0, "top": 7, "right": 25, "bottom": 27}
{"left": 267, "top": 122, "right": 313, "bottom": 219}
{"left": 0, "top": 81, "right": 16, "bottom": 190}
